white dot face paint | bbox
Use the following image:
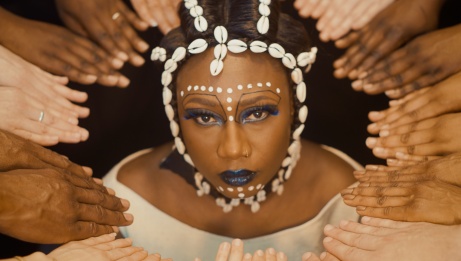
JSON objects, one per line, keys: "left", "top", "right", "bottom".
{"left": 227, "top": 187, "right": 234, "bottom": 192}
{"left": 227, "top": 88, "right": 233, "bottom": 94}
{"left": 266, "top": 82, "right": 271, "bottom": 87}
{"left": 257, "top": 82, "right": 263, "bottom": 87}
{"left": 276, "top": 88, "right": 280, "bottom": 93}
{"left": 227, "top": 106, "right": 232, "bottom": 112}
{"left": 201, "top": 86, "right": 206, "bottom": 91}
{"left": 180, "top": 91, "right": 184, "bottom": 97}
{"left": 238, "top": 193, "right": 245, "bottom": 198}
{"left": 227, "top": 97, "right": 232, "bottom": 103}
{"left": 209, "top": 86, "right": 214, "bottom": 92}
{"left": 237, "top": 85, "right": 243, "bottom": 90}
{"left": 247, "top": 84, "right": 252, "bottom": 89}
{"left": 229, "top": 115, "right": 234, "bottom": 121}
{"left": 237, "top": 187, "right": 243, "bottom": 192}
{"left": 194, "top": 85, "right": 199, "bottom": 91}
{"left": 217, "top": 87, "right": 223, "bottom": 93}
{"left": 187, "top": 85, "right": 192, "bottom": 91}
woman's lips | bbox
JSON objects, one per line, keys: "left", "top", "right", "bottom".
{"left": 219, "top": 169, "right": 256, "bottom": 186}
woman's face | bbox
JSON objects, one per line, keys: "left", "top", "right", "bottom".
{"left": 176, "top": 50, "right": 293, "bottom": 199}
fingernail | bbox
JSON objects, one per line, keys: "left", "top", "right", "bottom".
{"left": 339, "top": 220, "right": 349, "bottom": 227}
{"left": 358, "top": 71, "right": 368, "bottom": 79}
{"left": 132, "top": 55, "right": 145, "bottom": 66}
{"left": 323, "top": 237, "right": 332, "bottom": 243}
{"left": 121, "top": 198, "right": 130, "bottom": 208}
{"left": 341, "top": 188, "right": 353, "bottom": 195}
{"left": 112, "top": 58, "right": 124, "bottom": 69}
{"left": 374, "top": 147, "right": 385, "bottom": 155}
{"left": 222, "top": 242, "right": 230, "bottom": 251}
{"left": 112, "top": 226, "right": 120, "bottom": 233}
{"left": 369, "top": 111, "right": 382, "bottom": 119}
{"left": 150, "top": 20, "right": 158, "bottom": 27}
{"left": 351, "top": 80, "right": 363, "bottom": 90}
{"left": 334, "top": 68, "right": 345, "bottom": 77}
{"left": 368, "top": 123, "right": 378, "bottom": 131}
{"left": 80, "top": 129, "right": 89, "bottom": 141}
{"left": 233, "top": 238, "right": 242, "bottom": 246}
{"left": 267, "top": 248, "right": 276, "bottom": 255}
{"left": 395, "top": 152, "right": 406, "bottom": 159}
{"left": 118, "top": 75, "right": 130, "bottom": 88}
{"left": 363, "top": 83, "right": 374, "bottom": 91}
{"left": 324, "top": 224, "right": 334, "bottom": 231}
{"left": 107, "top": 75, "right": 119, "bottom": 84}
{"left": 354, "top": 170, "right": 366, "bottom": 176}
{"left": 123, "top": 213, "right": 134, "bottom": 222}
{"left": 86, "top": 75, "right": 98, "bottom": 82}
{"left": 256, "top": 250, "right": 264, "bottom": 256}
{"left": 385, "top": 89, "right": 397, "bottom": 97}
{"left": 343, "top": 194, "right": 356, "bottom": 200}
{"left": 348, "top": 69, "right": 358, "bottom": 79}
{"left": 320, "top": 252, "right": 327, "bottom": 260}
{"left": 357, "top": 206, "right": 367, "bottom": 211}
{"left": 361, "top": 216, "right": 371, "bottom": 222}
{"left": 68, "top": 117, "right": 79, "bottom": 125}
{"left": 138, "top": 41, "right": 149, "bottom": 52}
{"left": 365, "top": 165, "right": 379, "bottom": 170}
{"left": 117, "top": 52, "right": 129, "bottom": 61}
{"left": 358, "top": 182, "right": 370, "bottom": 187}
{"left": 366, "top": 137, "right": 377, "bottom": 148}
{"left": 379, "top": 129, "right": 389, "bottom": 137}
{"left": 277, "top": 252, "right": 286, "bottom": 259}
{"left": 381, "top": 124, "right": 389, "bottom": 130}
{"left": 302, "top": 252, "right": 312, "bottom": 260}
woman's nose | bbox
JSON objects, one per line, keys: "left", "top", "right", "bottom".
{"left": 217, "top": 122, "right": 251, "bottom": 160}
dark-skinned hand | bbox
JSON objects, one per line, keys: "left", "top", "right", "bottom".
{"left": 130, "top": 0, "right": 181, "bottom": 35}
{"left": 55, "top": 0, "right": 150, "bottom": 68}
{"left": 352, "top": 23, "right": 461, "bottom": 98}
{"left": 0, "top": 7, "right": 129, "bottom": 87}
{"left": 333, "top": 0, "right": 444, "bottom": 80}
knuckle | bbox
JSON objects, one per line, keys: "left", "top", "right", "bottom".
{"left": 400, "top": 133, "right": 410, "bottom": 144}
{"left": 377, "top": 196, "right": 387, "bottom": 206}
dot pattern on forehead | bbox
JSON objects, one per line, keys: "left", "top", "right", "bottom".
{"left": 257, "top": 83, "right": 263, "bottom": 87}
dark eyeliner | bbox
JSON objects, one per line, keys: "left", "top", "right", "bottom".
{"left": 184, "top": 108, "right": 223, "bottom": 125}
{"left": 240, "top": 105, "right": 279, "bottom": 123}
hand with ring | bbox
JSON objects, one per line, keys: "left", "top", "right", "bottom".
{"left": 55, "top": 0, "right": 150, "bottom": 69}
{"left": 130, "top": 0, "right": 182, "bottom": 35}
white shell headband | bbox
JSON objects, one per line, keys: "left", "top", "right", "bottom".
{"left": 151, "top": 0, "right": 317, "bottom": 213}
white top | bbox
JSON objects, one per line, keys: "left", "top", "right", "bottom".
{"left": 103, "top": 146, "right": 361, "bottom": 260}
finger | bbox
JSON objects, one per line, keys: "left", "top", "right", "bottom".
{"left": 74, "top": 186, "right": 129, "bottom": 211}
{"left": 319, "top": 250, "right": 341, "bottom": 261}
{"left": 93, "top": 237, "right": 132, "bottom": 250}
{"left": 115, "top": 10, "right": 148, "bottom": 61}
{"left": 322, "top": 237, "right": 370, "bottom": 261}
{"left": 131, "top": 0, "right": 158, "bottom": 27}
{"left": 360, "top": 216, "right": 413, "bottom": 229}
{"left": 302, "top": 252, "right": 321, "bottom": 261}
{"left": 338, "top": 219, "right": 392, "bottom": 236}
{"left": 252, "top": 250, "right": 265, "bottom": 261}
{"left": 385, "top": 74, "right": 439, "bottom": 99}
{"left": 294, "top": 0, "right": 321, "bottom": 18}
{"left": 215, "top": 242, "right": 231, "bottom": 261}
{"left": 117, "top": 1, "right": 149, "bottom": 31}
{"left": 77, "top": 203, "right": 133, "bottom": 226}
{"left": 70, "top": 223, "right": 118, "bottom": 241}
{"left": 355, "top": 205, "right": 415, "bottom": 220}
{"left": 346, "top": 1, "right": 375, "bottom": 30}
{"left": 118, "top": 250, "right": 149, "bottom": 261}
{"left": 343, "top": 194, "right": 413, "bottom": 208}
{"left": 13, "top": 118, "right": 83, "bottom": 144}
{"left": 310, "top": 0, "right": 330, "bottom": 19}
{"left": 228, "top": 239, "right": 244, "bottom": 261}
{"left": 13, "top": 129, "right": 59, "bottom": 146}
{"left": 78, "top": 233, "right": 117, "bottom": 246}
{"left": 323, "top": 224, "right": 377, "bottom": 250}
{"left": 242, "top": 253, "right": 252, "bottom": 261}
{"left": 386, "top": 158, "right": 426, "bottom": 167}
{"left": 264, "top": 248, "right": 277, "bottom": 261}
{"left": 366, "top": 130, "right": 435, "bottom": 150}
{"left": 334, "top": 31, "right": 360, "bottom": 50}
{"left": 144, "top": 253, "right": 163, "bottom": 261}
{"left": 148, "top": 0, "right": 178, "bottom": 34}
{"left": 341, "top": 186, "right": 411, "bottom": 197}
{"left": 276, "top": 252, "right": 287, "bottom": 261}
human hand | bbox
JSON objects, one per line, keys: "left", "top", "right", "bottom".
{"left": 294, "top": 0, "right": 394, "bottom": 42}
{"left": 55, "top": 0, "right": 150, "bottom": 68}
{"left": 0, "top": 167, "right": 133, "bottom": 243}
{"left": 320, "top": 217, "right": 461, "bottom": 261}
{"left": 0, "top": 7, "right": 129, "bottom": 87}
{"left": 341, "top": 158, "right": 461, "bottom": 224}
{"left": 333, "top": 0, "right": 443, "bottom": 80}
{"left": 130, "top": 0, "right": 181, "bottom": 34}
{"left": 47, "top": 233, "right": 163, "bottom": 261}
{"left": 0, "top": 45, "right": 89, "bottom": 119}
{"left": 368, "top": 71, "right": 461, "bottom": 137}
{"left": 351, "top": 23, "right": 461, "bottom": 98}
{"left": 0, "top": 87, "right": 89, "bottom": 145}
{"left": 195, "top": 239, "right": 287, "bottom": 261}
{"left": 365, "top": 112, "right": 461, "bottom": 161}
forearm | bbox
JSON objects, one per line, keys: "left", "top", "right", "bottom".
{"left": 1, "top": 252, "right": 50, "bottom": 261}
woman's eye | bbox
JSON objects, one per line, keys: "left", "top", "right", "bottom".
{"left": 184, "top": 109, "right": 222, "bottom": 126}
{"left": 241, "top": 105, "right": 279, "bottom": 123}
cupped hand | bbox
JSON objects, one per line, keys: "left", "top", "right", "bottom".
{"left": 368, "top": 71, "right": 461, "bottom": 136}
{"left": 0, "top": 7, "right": 128, "bottom": 87}
{"left": 130, "top": 0, "right": 181, "bottom": 35}
{"left": 0, "top": 87, "right": 89, "bottom": 145}
{"left": 365, "top": 112, "right": 461, "bottom": 160}
{"left": 47, "top": 234, "right": 163, "bottom": 261}
{"left": 55, "top": 0, "right": 150, "bottom": 68}
{"left": 321, "top": 217, "right": 461, "bottom": 261}
{"left": 333, "top": 0, "right": 443, "bottom": 80}
{"left": 0, "top": 168, "right": 133, "bottom": 244}
{"left": 352, "top": 23, "right": 461, "bottom": 98}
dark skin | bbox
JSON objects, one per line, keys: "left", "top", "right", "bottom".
{"left": 333, "top": 0, "right": 444, "bottom": 81}
{"left": 0, "top": 130, "right": 133, "bottom": 243}
{"left": 0, "top": 7, "right": 128, "bottom": 87}
{"left": 118, "top": 140, "right": 355, "bottom": 238}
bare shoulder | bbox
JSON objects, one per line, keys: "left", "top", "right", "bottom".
{"left": 297, "top": 140, "right": 358, "bottom": 200}
{"left": 117, "top": 142, "right": 175, "bottom": 192}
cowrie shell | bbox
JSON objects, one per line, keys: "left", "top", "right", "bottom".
{"left": 175, "top": 137, "right": 186, "bottom": 155}
{"left": 214, "top": 26, "right": 228, "bottom": 43}
{"left": 188, "top": 38, "right": 208, "bottom": 54}
{"left": 172, "top": 47, "right": 186, "bottom": 62}
{"left": 227, "top": 39, "right": 247, "bottom": 53}
{"left": 297, "top": 52, "right": 313, "bottom": 67}
{"left": 189, "top": 5, "right": 203, "bottom": 17}
{"left": 293, "top": 124, "right": 305, "bottom": 140}
{"left": 284, "top": 166, "right": 293, "bottom": 180}
{"left": 165, "top": 104, "right": 174, "bottom": 121}
{"left": 162, "top": 86, "right": 172, "bottom": 105}
{"left": 183, "top": 153, "right": 194, "bottom": 167}
{"left": 158, "top": 48, "right": 166, "bottom": 62}
{"left": 250, "top": 41, "right": 267, "bottom": 53}
{"left": 257, "top": 16, "right": 269, "bottom": 34}
{"left": 161, "top": 71, "right": 172, "bottom": 87}
{"left": 194, "top": 16, "right": 208, "bottom": 32}
{"left": 282, "top": 53, "right": 296, "bottom": 69}
{"left": 202, "top": 181, "right": 210, "bottom": 194}
{"left": 150, "top": 47, "right": 160, "bottom": 61}
{"left": 268, "top": 43, "right": 285, "bottom": 58}
{"left": 184, "top": 0, "right": 198, "bottom": 9}
{"left": 291, "top": 68, "right": 303, "bottom": 84}
{"left": 170, "top": 120, "right": 179, "bottom": 137}
{"left": 259, "top": 0, "right": 271, "bottom": 4}
{"left": 288, "top": 140, "right": 300, "bottom": 156}
{"left": 296, "top": 82, "right": 307, "bottom": 103}
{"left": 282, "top": 157, "right": 292, "bottom": 167}
{"left": 210, "top": 59, "right": 224, "bottom": 76}
{"left": 251, "top": 202, "right": 260, "bottom": 213}
{"left": 259, "top": 3, "right": 270, "bottom": 16}
{"left": 299, "top": 105, "right": 308, "bottom": 123}
{"left": 164, "top": 59, "right": 177, "bottom": 72}
{"left": 214, "top": 44, "right": 227, "bottom": 60}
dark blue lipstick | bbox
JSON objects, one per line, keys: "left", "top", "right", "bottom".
{"left": 219, "top": 169, "right": 256, "bottom": 186}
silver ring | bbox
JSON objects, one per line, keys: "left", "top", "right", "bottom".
{"left": 38, "top": 111, "right": 45, "bottom": 123}
{"left": 112, "top": 12, "right": 120, "bottom": 20}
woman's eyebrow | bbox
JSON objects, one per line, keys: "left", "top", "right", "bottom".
{"left": 237, "top": 92, "right": 280, "bottom": 108}
{"left": 182, "top": 94, "right": 221, "bottom": 107}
